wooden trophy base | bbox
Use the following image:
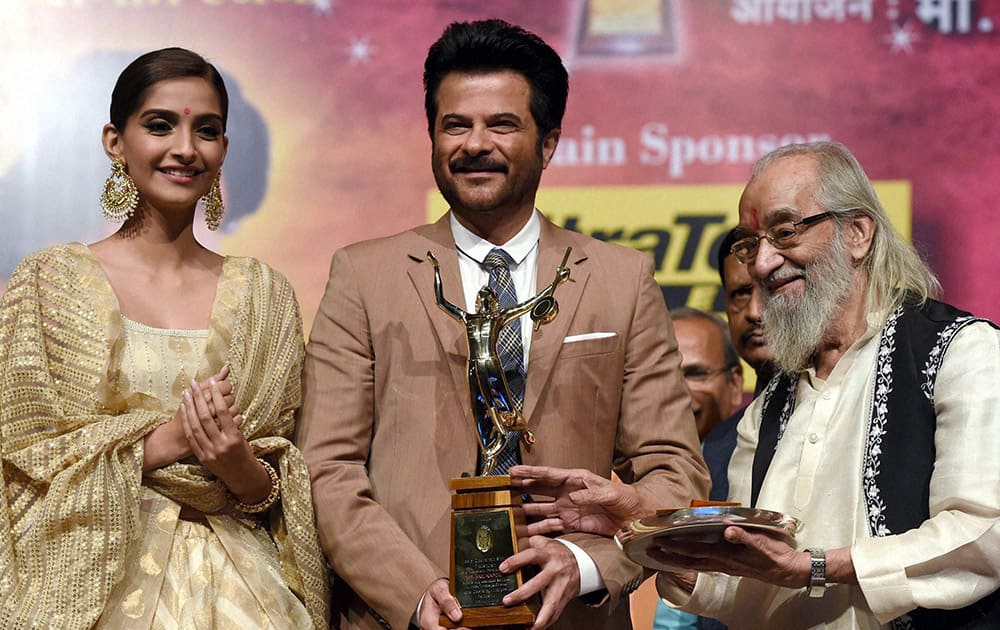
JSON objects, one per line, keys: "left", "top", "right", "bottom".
{"left": 443, "top": 604, "right": 536, "bottom": 628}
{"left": 440, "top": 476, "right": 539, "bottom": 628}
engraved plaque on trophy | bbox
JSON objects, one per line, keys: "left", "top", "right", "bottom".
{"left": 428, "top": 248, "right": 572, "bottom": 628}
{"left": 448, "top": 476, "right": 534, "bottom": 627}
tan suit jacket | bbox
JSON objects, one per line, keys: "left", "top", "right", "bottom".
{"left": 298, "top": 213, "right": 709, "bottom": 629}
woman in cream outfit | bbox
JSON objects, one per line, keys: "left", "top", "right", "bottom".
{"left": 0, "top": 48, "right": 328, "bottom": 629}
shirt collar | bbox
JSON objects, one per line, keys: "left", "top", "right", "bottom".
{"left": 449, "top": 210, "right": 540, "bottom": 266}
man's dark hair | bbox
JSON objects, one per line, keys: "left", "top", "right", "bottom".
{"left": 423, "top": 19, "right": 569, "bottom": 138}
{"left": 716, "top": 227, "right": 740, "bottom": 288}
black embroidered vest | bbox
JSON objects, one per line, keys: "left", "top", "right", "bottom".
{"left": 751, "top": 298, "right": 999, "bottom": 630}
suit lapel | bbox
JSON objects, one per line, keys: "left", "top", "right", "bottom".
{"left": 406, "top": 216, "right": 478, "bottom": 439}
{"left": 523, "top": 216, "right": 589, "bottom": 425}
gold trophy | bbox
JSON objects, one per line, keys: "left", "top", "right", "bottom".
{"left": 428, "top": 248, "right": 571, "bottom": 627}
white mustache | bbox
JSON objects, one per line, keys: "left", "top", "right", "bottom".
{"left": 767, "top": 267, "right": 803, "bottom": 284}
{"left": 764, "top": 266, "right": 806, "bottom": 297}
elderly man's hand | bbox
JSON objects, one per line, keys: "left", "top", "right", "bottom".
{"left": 651, "top": 525, "right": 811, "bottom": 589}
{"left": 510, "top": 465, "right": 657, "bottom": 537}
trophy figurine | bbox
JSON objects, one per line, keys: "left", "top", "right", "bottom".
{"left": 427, "top": 247, "right": 572, "bottom": 627}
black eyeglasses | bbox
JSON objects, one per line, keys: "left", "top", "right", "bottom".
{"left": 730, "top": 211, "right": 838, "bottom": 264}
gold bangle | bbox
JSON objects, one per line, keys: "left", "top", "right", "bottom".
{"left": 233, "top": 458, "right": 281, "bottom": 513}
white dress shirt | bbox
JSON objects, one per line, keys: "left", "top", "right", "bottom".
{"left": 657, "top": 313, "right": 1000, "bottom": 629}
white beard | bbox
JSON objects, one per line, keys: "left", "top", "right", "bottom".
{"left": 761, "top": 233, "right": 855, "bottom": 375}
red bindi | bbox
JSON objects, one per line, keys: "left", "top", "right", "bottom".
{"left": 183, "top": 107, "right": 190, "bottom": 115}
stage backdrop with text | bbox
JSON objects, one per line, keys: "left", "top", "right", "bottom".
{"left": 3, "top": 1, "right": 999, "bottom": 627}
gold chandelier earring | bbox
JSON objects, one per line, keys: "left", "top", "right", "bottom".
{"left": 203, "top": 170, "right": 225, "bottom": 231}
{"left": 100, "top": 157, "right": 139, "bottom": 222}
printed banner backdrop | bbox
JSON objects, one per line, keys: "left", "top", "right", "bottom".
{"left": 2, "top": 1, "right": 998, "bottom": 627}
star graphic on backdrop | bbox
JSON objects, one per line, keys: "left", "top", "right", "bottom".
{"left": 348, "top": 37, "right": 375, "bottom": 63}
{"left": 314, "top": 0, "right": 334, "bottom": 15}
{"left": 884, "top": 21, "right": 919, "bottom": 54}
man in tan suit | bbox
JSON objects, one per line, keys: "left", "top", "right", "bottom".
{"left": 297, "top": 19, "right": 709, "bottom": 630}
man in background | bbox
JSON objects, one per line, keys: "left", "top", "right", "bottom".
{"left": 668, "top": 308, "right": 743, "bottom": 502}
{"left": 716, "top": 227, "right": 776, "bottom": 392}
{"left": 698, "top": 227, "right": 778, "bottom": 507}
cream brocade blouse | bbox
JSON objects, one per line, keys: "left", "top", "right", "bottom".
{"left": 117, "top": 316, "right": 208, "bottom": 406}
{"left": 0, "top": 244, "right": 329, "bottom": 629}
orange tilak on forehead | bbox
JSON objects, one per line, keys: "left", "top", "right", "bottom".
{"left": 749, "top": 207, "right": 760, "bottom": 230}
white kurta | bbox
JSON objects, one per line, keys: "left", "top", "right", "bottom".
{"left": 658, "top": 314, "right": 1000, "bottom": 629}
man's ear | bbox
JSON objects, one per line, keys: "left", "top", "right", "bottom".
{"left": 728, "top": 367, "right": 745, "bottom": 410}
{"left": 846, "top": 212, "right": 876, "bottom": 264}
{"left": 102, "top": 123, "right": 123, "bottom": 160}
{"left": 540, "top": 128, "right": 560, "bottom": 169}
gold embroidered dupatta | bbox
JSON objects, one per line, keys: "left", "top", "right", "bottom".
{"left": 0, "top": 244, "right": 329, "bottom": 629}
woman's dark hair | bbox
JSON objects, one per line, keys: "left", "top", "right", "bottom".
{"left": 423, "top": 19, "right": 568, "bottom": 139}
{"left": 110, "top": 47, "right": 229, "bottom": 131}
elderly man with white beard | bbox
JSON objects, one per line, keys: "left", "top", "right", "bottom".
{"left": 512, "top": 141, "right": 1000, "bottom": 630}
{"left": 647, "top": 142, "right": 1000, "bottom": 629}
